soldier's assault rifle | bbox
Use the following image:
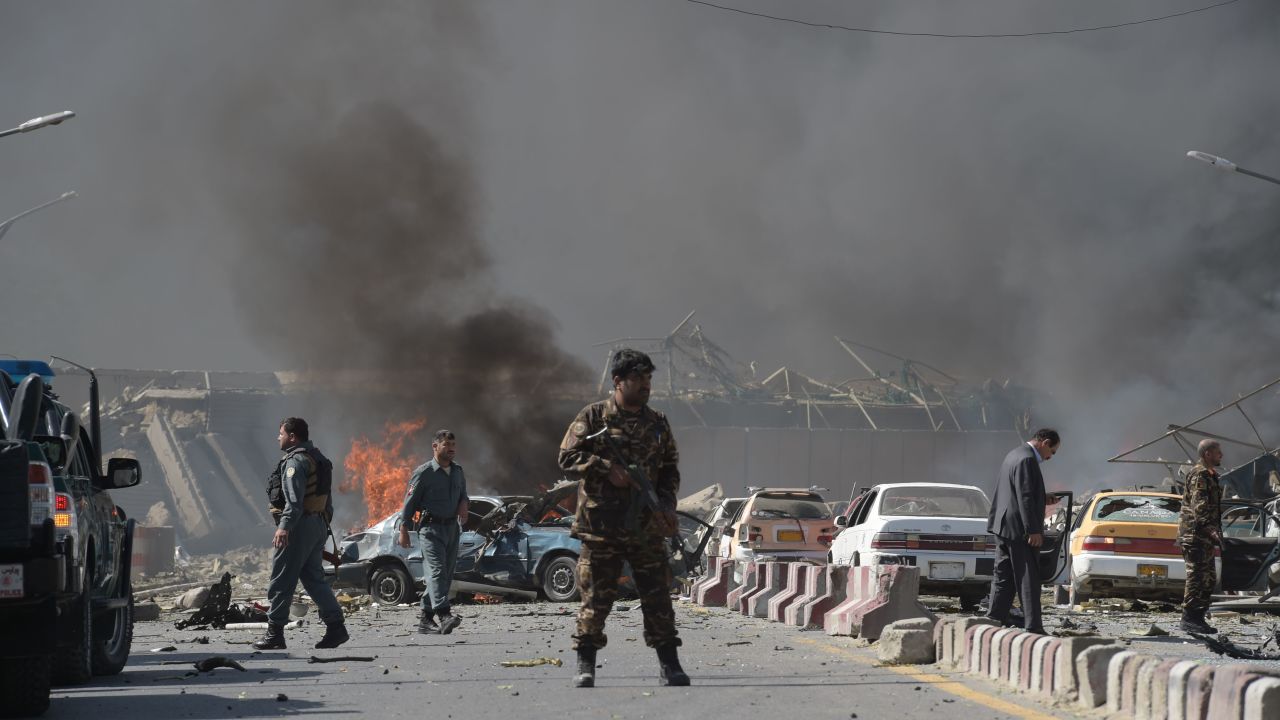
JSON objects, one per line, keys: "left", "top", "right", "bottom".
{"left": 585, "top": 424, "right": 662, "bottom": 532}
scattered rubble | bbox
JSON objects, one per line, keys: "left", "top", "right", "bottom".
{"left": 877, "top": 618, "right": 936, "bottom": 665}
{"left": 307, "top": 656, "right": 375, "bottom": 664}
{"left": 1188, "top": 627, "right": 1280, "bottom": 661}
{"left": 193, "top": 657, "right": 246, "bottom": 673}
{"left": 499, "top": 658, "right": 563, "bottom": 668}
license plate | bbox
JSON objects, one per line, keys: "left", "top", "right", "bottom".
{"left": 1137, "top": 564, "right": 1167, "bottom": 579}
{"left": 0, "top": 564, "right": 23, "bottom": 599}
{"left": 776, "top": 530, "right": 804, "bottom": 542}
{"left": 928, "top": 562, "right": 965, "bottom": 580}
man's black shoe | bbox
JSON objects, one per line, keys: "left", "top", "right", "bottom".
{"left": 656, "top": 644, "right": 690, "bottom": 687}
{"left": 314, "top": 622, "right": 350, "bottom": 649}
{"left": 573, "top": 647, "right": 597, "bottom": 688}
{"left": 253, "top": 623, "right": 286, "bottom": 650}
{"left": 417, "top": 614, "right": 439, "bottom": 634}
{"left": 437, "top": 613, "right": 462, "bottom": 635}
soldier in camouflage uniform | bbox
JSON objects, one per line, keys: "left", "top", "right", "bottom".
{"left": 558, "top": 348, "right": 689, "bottom": 688}
{"left": 1178, "top": 439, "right": 1224, "bottom": 634}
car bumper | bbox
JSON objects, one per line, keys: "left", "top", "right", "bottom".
{"left": 1072, "top": 552, "right": 1215, "bottom": 592}
{"left": 0, "top": 556, "right": 61, "bottom": 657}
{"left": 864, "top": 550, "right": 994, "bottom": 582}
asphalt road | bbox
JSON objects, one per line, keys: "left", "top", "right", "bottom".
{"left": 46, "top": 600, "right": 1071, "bottom": 720}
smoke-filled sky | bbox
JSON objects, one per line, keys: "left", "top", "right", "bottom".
{"left": 2, "top": 0, "right": 1279, "bottom": 489}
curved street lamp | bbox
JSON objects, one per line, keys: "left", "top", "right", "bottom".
{"left": 0, "top": 191, "right": 77, "bottom": 243}
{"left": 1186, "top": 150, "right": 1280, "bottom": 187}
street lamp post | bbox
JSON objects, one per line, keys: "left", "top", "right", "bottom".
{"left": 0, "top": 191, "right": 77, "bottom": 243}
{"left": 1186, "top": 150, "right": 1280, "bottom": 187}
{"left": 0, "top": 111, "right": 76, "bottom": 139}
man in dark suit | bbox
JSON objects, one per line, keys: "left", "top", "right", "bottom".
{"left": 986, "top": 428, "right": 1060, "bottom": 634}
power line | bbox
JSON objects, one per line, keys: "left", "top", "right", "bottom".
{"left": 683, "top": 0, "right": 1247, "bottom": 38}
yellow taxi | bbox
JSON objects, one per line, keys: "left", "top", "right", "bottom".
{"left": 1068, "top": 490, "right": 1217, "bottom": 604}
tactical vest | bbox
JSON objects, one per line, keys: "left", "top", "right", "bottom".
{"left": 266, "top": 446, "right": 333, "bottom": 523}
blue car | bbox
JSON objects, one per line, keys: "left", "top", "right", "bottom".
{"left": 328, "top": 486, "right": 585, "bottom": 604}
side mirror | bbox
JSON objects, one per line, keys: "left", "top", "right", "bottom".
{"left": 835, "top": 515, "right": 848, "bottom": 527}
{"left": 33, "top": 435, "right": 68, "bottom": 471}
{"left": 105, "top": 457, "right": 141, "bottom": 489}
{"left": 60, "top": 411, "right": 81, "bottom": 465}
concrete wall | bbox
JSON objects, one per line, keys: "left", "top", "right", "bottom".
{"left": 675, "top": 427, "right": 1021, "bottom": 504}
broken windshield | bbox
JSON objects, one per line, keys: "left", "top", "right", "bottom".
{"left": 1092, "top": 495, "right": 1180, "bottom": 524}
{"left": 749, "top": 495, "right": 831, "bottom": 520}
{"left": 879, "top": 486, "right": 987, "bottom": 518}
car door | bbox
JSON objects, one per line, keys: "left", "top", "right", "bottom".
{"left": 1220, "top": 500, "right": 1280, "bottom": 592}
{"left": 1037, "top": 491, "right": 1073, "bottom": 582}
{"left": 848, "top": 489, "right": 880, "bottom": 563}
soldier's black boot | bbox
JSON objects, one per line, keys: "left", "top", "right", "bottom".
{"left": 314, "top": 621, "right": 350, "bottom": 649}
{"left": 1180, "top": 607, "right": 1217, "bottom": 635}
{"left": 417, "top": 612, "right": 438, "bottom": 634}
{"left": 572, "top": 647, "right": 597, "bottom": 688}
{"left": 656, "top": 644, "right": 690, "bottom": 687}
{"left": 253, "top": 623, "right": 286, "bottom": 650}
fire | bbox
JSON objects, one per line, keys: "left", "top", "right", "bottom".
{"left": 342, "top": 419, "right": 429, "bottom": 526}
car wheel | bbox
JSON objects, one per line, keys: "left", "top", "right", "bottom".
{"left": 92, "top": 576, "right": 133, "bottom": 676}
{"left": 1068, "top": 567, "right": 1090, "bottom": 606}
{"left": 53, "top": 573, "right": 92, "bottom": 685}
{"left": 369, "top": 564, "right": 414, "bottom": 605}
{"left": 0, "top": 655, "right": 51, "bottom": 717}
{"left": 541, "top": 555, "right": 580, "bottom": 603}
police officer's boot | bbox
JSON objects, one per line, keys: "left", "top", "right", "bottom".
{"left": 253, "top": 622, "right": 286, "bottom": 650}
{"left": 417, "top": 612, "right": 438, "bottom": 634}
{"left": 572, "top": 647, "right": 597, "bottom": 688}
{"left": 314, "top": 621, "right": 350, "bottom": 649}
{"left": 1180, "top": 607, "right": 1217, "bottom": 635}
{"left": 656, "top": 644, "right": 690, "bottom": 686}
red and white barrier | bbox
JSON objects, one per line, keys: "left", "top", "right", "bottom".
{"left": 823, "top": 565, "right": 933, "bottom": 640}
{"left": 767, "top": 563, "right": 810, "bottom": 622}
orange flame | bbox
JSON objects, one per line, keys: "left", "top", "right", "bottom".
{"left": 342, "top": 419, "right": 429, "bottom": 526}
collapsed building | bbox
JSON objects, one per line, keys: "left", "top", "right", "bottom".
{"left": 46, "top": 315, "right": 1034, "bottom": 553}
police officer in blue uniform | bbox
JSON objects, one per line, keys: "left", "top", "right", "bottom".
{"left": 398, "top": 429, "right": 470, "bottom": 634}
{"left": 256, "top": 417, "right": 349, "bottom": 650}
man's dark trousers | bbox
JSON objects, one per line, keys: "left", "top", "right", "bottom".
{"left": 987, "top": 536, "right": 1041, "bottom": 631}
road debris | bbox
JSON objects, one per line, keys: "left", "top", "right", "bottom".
{"left": 149, "top": 646, "right": 178, "bottom": 652}
{"left": 1187, "top": 627, "right": 1280, "bottom": 661}
{"left": 193, "top": 657, "right": 247, "bottom": 673}
{"left": 499, "top": 657, "right": 563, "bottom": 668}
{"left": 307, "top": 656, "right": 376, "bottom": 663}
{"left": 1133, "top": 623, "right": 1169, "bottom": 637}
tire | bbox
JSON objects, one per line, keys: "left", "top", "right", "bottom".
{"left": 541, "top": 555, "right": 580, "bottom": 603}
{"left": 1068, "top": 567, "right": 1090, "bottom": 606}
{"left": 53, "top": 580, "right": 92, "bottom": 685}
{"left": 0, "top": 655, "right": 52, "bottom": 718}
{"left": 92, "top": 578, "right": 133, "bottom": 676}
{"left": 369, "top": 564, "right": 414, "bottom": 605}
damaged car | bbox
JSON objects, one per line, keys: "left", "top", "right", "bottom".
{"left": 328, "top": 484, "right": 581, "bottom": 604}
{"left": 1067, "top": 490, "right": 1280, "bottom": 603}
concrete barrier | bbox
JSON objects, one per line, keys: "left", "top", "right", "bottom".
{"left": 785, "top": 563, "right": 826, "bottom": 626}
{"left": 766, "top": 563, "right": 810, "bottom": 622}
{"left": 878, "top": 617, "right": 936, "bottom": 664}
{"left": 725, "top": 561, "right": 757, "bottom": 612}
{"left": 1166, "top": 660, "right": 1202, "bottom": 720}
{"left": 790, "top": 565, "right": 845, "bottom": 629}
{"left": 744, "top": 562, "right": 785, "bottom": 618}
{"left": 1245, "top": 677, "right": 1280, "bottom": 720}
{"left": 1051, "top": 636, "right": 1116, "bottom": 702}
{"left": 694, "top": 557, "right": 732, "bottom": 607}
{"left": 824, "top": 565, "right": 934, "bottom": 640}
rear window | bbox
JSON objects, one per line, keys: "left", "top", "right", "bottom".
{"left": 1091, "top": 495, "right": 1180, "bottom": 524}
{"left": 879, "top": 486, "right": 988, "bottom": 518}
{"left": 749, "top": 495, "right": 831, "bottom": 520}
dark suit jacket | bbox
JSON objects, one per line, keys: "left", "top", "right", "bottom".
{"left": 987, "top": 444, "right": 1047, "bottom": 541}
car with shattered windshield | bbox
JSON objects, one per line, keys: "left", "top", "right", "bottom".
{"left": 1067, "top": 490, "right": 1280, "bottom": 603}
{"left": 718, "top": 488, "right": 836, "bottom": 564}
{"left": 329, "top": 484, "right": 583, "bottom": 604}
{"left": 828, "top": 482, "right": 997, "bottom": 609}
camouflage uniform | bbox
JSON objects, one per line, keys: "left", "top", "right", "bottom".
{"left": 1178, "top": 463, "right": 1223, "bottom": 611}
{"left": 558, "top": 397, "right": 680, "bottom": 650}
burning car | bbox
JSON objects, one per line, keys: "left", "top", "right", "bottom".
{"left": 328, "top": 484, "right": 582, "bottom": 604}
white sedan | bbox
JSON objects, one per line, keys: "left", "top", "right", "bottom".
{"left": 829, "top": 482, "right": 996, "bottom": 609}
